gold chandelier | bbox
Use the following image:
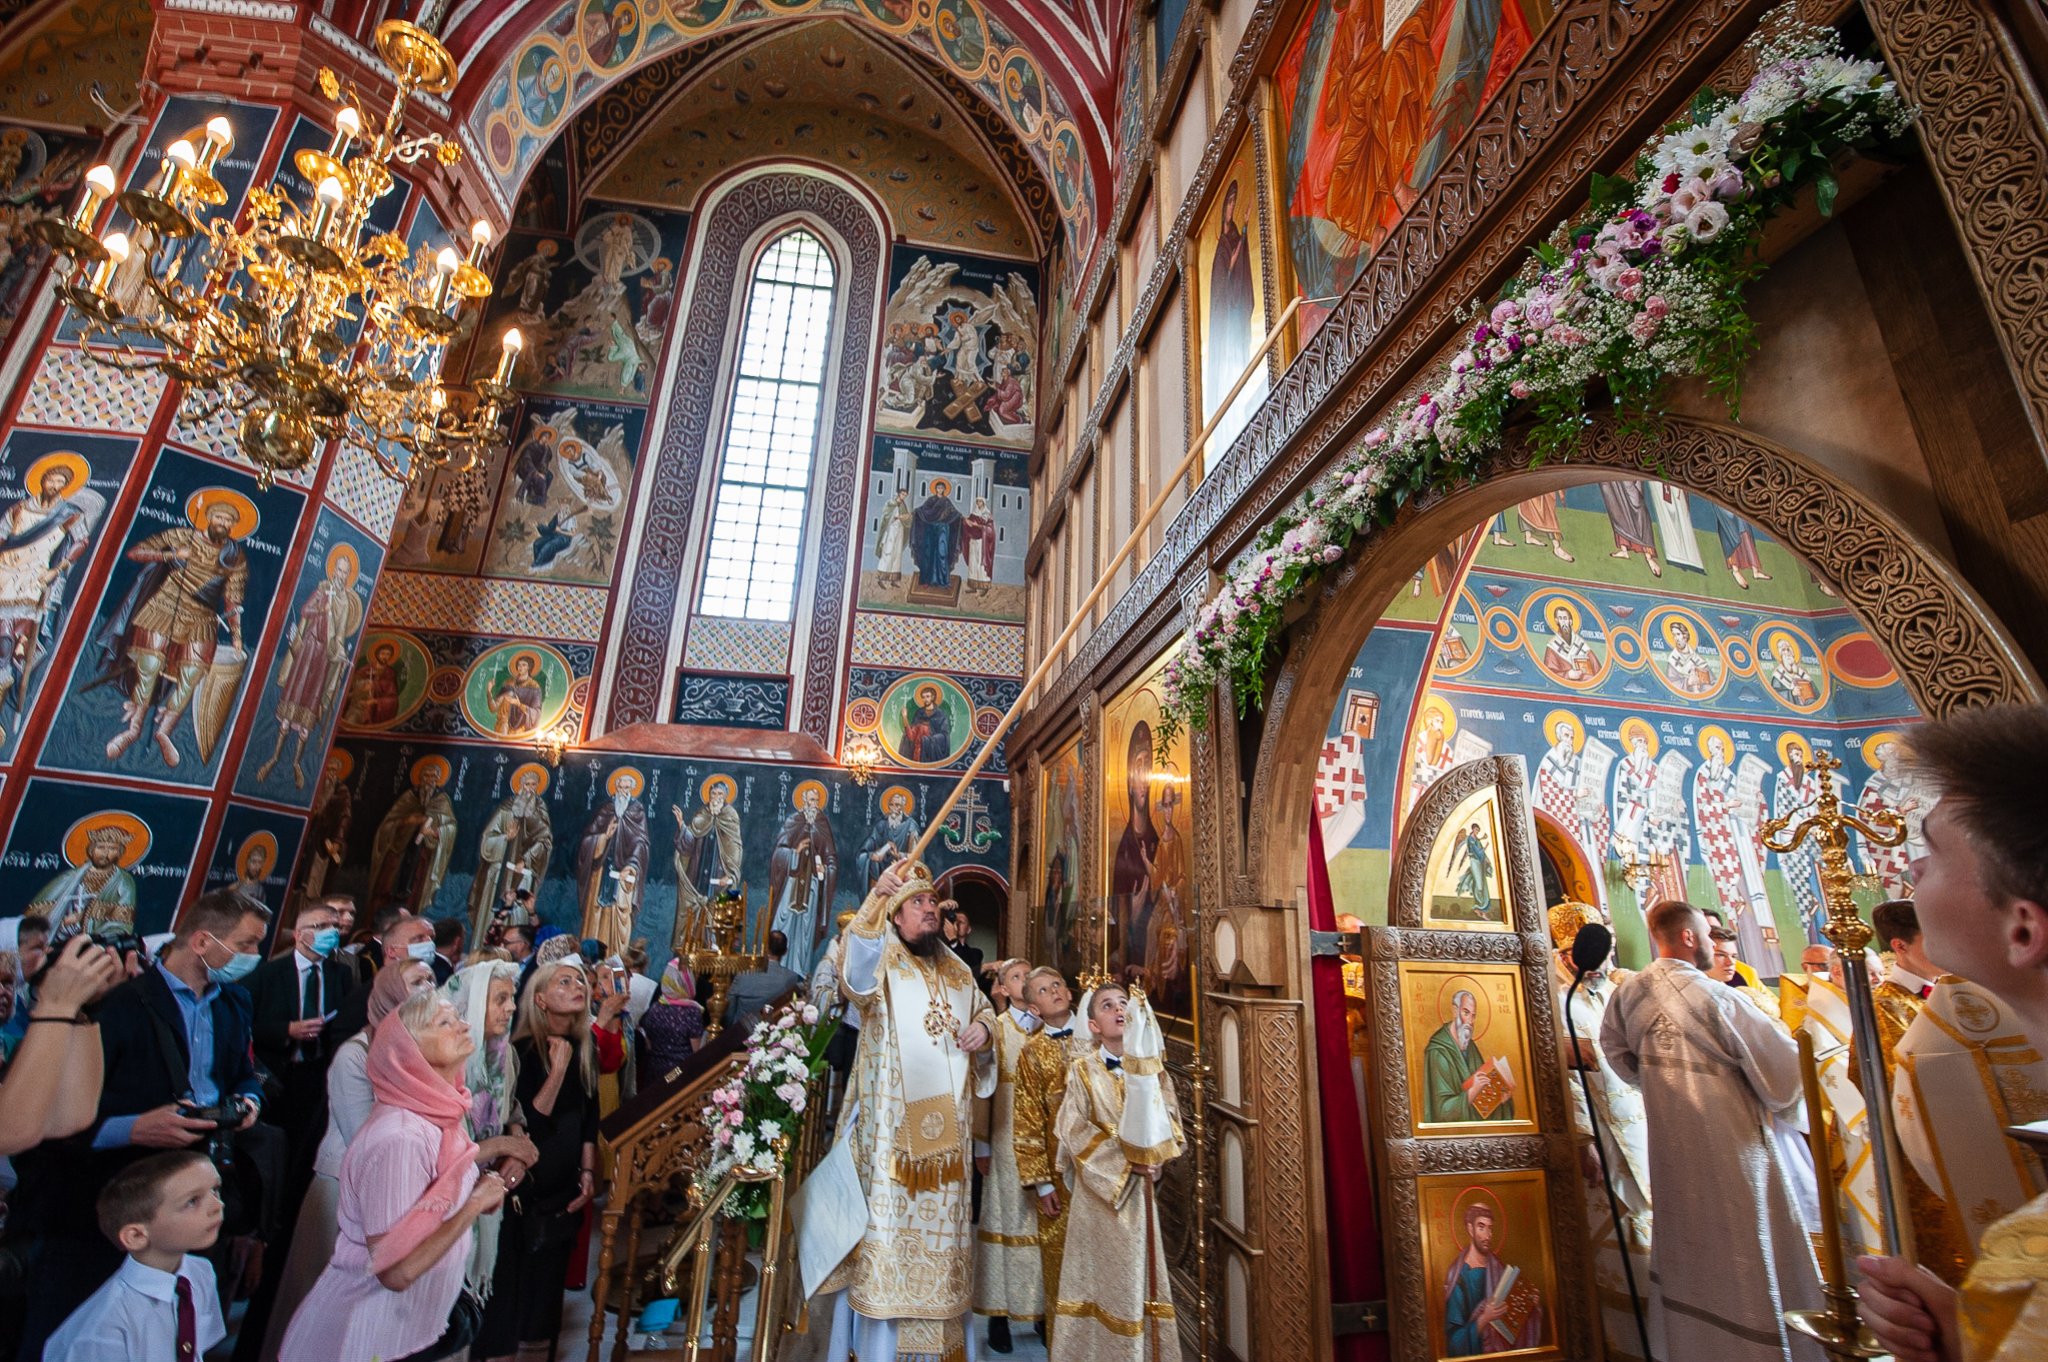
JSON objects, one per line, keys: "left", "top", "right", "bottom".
{"left": 33, "top": 20, "right": 519, "bottom": 487}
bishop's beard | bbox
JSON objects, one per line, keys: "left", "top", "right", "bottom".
{"left": 896, "top": 926, "right": 943, "bottom": 958}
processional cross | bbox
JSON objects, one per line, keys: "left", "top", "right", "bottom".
{"left": 1758, "top": 751, "right": 1907, "bottom": 1360}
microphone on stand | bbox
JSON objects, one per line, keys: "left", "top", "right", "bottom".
{"left": 1564, "top": 923, "right": 1654, "bottom": 1362}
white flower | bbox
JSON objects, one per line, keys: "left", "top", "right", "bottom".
{"left": 758, "top": 1119, "right": 783, "bottom": 1143}
{"left": 732, "top": 1131, "right": 758, "bottom": 1164}
{"left": 1685, "top": 201, "right": 1730, "bottom": 242}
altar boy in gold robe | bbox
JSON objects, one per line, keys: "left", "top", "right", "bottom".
{"left": 1052, "top": 983, "right": 1184, "bottom": 1362}
{"left": 1015, "top": 967, "right": 1090, "bottom": 1341}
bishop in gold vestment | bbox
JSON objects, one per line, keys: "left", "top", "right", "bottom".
{"left": 1014, "top": 967, "right": 1090, "bottom": 1341}
{"left": 1053, "top": 985, "right": 1184, "bottom": 1362}
{"left": 819, "top": 862, "right": 996, "bottom": 1361}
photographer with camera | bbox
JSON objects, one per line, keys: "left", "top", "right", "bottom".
{"left": 9, "top": 891, "right": 276, "bottom": 1362}
{"left": 0, "top": 934, "right": 122, "bottom": 1154}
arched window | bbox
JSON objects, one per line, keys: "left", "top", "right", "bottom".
{"left": 697, "top": 228, "right": 837, "bottom": 620}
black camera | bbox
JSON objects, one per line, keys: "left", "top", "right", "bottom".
{"left": 43, "top": 921, "right": 142, "bottom": 964}
{"left": 177, "top": 1102, "right": 243, "bottom": 1130}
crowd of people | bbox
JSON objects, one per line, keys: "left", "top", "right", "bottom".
{"left": 0, "top": 874, "right": 816, "bottom": 1362}
{"left": 1549, "top": 703, "right": 2048, "bottom": 1362}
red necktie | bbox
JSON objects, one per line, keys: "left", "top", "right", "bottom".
{"left": 1920, "top": 983, "right": 1934, "bottom": 1000}
{"left": 175, "top": 1273, "right": 196, "bottom": 1359}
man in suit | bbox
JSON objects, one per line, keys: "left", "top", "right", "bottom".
{"left": 723, "top": 930, "right": 805, "bottom": 1029}
{"left": 328, "top": 910, "right": 434, "bottom": 1044}
{"left": 237, "top": 898, "right": 353, "bottom": 1360}
{"left": 943, "top": 901, "right": 986, "bottom": 995}
{"left": 11, "top": 890, "right": 270, "bottom": 1362}
{"left": 431, "top": 915, "right": 465, "bottom": 984}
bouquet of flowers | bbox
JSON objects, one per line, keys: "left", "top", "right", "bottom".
{"left": 1158, "top": 9, "right": 1912, "bottom": 745}
{"left": 697, "top": 997, "right": 840, "bottom": 1221}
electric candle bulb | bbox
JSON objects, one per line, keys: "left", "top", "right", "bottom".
{"left": 492, "top": 326, "right": 522, "bottom": 385}
{"left": 330, "top": 106, "right": 361, "bottom": 159}
{"left": 426, "top": 245, "right": 461, "bottom": 311}
{"left": 198, "top": 117, "right": 234, "bottom": 172}
{"left": 71, "top": 164, "right": 118, "bottom": 232}
{"left": 466, "top": 218, "right": 493, "bottom": 268}
{"left": 90, "top": 230, "right": 129, "bottom": 293}
{"left": 152, "top": 139, "right": 195, "bottom": 197}
{"left": 310, "top": 175, "right": 345, "bottom": 241}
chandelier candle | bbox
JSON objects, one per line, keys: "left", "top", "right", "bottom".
{"left": 86, "top": 232, "right": 126, "bottom": 294}
{"left": 491, "top": 328, "right": 522, "bottom": 387}
{"left": 328, "top": 106, "right": 360, "bottom": 160}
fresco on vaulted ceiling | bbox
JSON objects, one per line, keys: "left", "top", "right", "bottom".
{"left": 0, "top": 0, "right": 150, "bottom": 128}
{"left": 470, "top": 0, "right": 1096, "bottom": 275}
{"left": 593, "top": 22, "right": 1033, "bottom": 257}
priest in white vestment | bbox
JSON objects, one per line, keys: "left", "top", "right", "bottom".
{"left": 1550, "top": 903, "right": 1652, "bottom": 1361}
{"left": 1602, "top": 899, "right": 1824, "bottom": 1362}
{"left": 816, "top": 860, "right": 997, "bottom": 1362}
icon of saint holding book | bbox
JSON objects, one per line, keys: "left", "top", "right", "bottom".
{"left": 1424, "top": 988, "right": 1517, "bottom": 1123}
{"left": 1442, "top": 1197, "right": 1544, "bottom": 1356}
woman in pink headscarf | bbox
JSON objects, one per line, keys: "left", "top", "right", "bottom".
{"left": 263, "top": 956, "right": 437, "bottom": 1356}
{"left": 280, "top": 988, "right": 509, "bottom": 1362}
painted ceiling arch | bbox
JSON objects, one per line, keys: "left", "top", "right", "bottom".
{"left": 583, "top": 19, "right": 1048, "bottom": 258}
{"left": 439, "top": 0, "right": 1113, "bottom": 267}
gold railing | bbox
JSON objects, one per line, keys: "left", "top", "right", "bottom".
{"left": 653, "top": 1067, "right": 836, "bottom": 1362}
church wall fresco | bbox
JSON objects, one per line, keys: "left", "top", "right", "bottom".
{"left": 585, "top": 21, "right": 1036, "bottom": 258}
{"left": 0, "top": 90, "right": 462, "bottom": 937}
{"left": 1314, "top": 480, "right": 1926, "bottom": 974}
{"left": 0, "top": 122, "right": 101, "bottom": 351}
{"left": 875, "top": 243, "right": 1039, "bottom": 452}
{"left": 1271, "top": 0, "right": 1559, "bottom": 342}
{"left": 321, "top": 731, "right": 1011, "bottom": 972}
{"left": 463, "top": 0, "right": 1100, "bottom": 273}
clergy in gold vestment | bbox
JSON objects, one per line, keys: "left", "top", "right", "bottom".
{"left": 1053, "top": 984, "right": 1184, "bottom": 1362}
{"left": 973, "top": 958, "right": 1046, "bottom": 1332}
{"left": 817, "top": 860, "right": 997, "bottom": 1362}
{"left": 1549, "top": 903, "right": 1652, "bottom": 1362}
{"left": 1853, "top": 900, "right": 1983, "bottom": 1287}
{"left": 1015, "top": 967, "right": 1090, "bottom": 1344}
{"left": 1601, "top": 901, "right": 1824, "bottom": 1362}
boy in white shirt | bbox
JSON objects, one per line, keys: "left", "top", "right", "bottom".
{"left": 44, "top": 1150, "right": 226, "bottom": 1361}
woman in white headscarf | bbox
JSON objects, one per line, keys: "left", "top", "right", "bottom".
{"left": 445, "top": 960, "right": 536, "bottom": 1300}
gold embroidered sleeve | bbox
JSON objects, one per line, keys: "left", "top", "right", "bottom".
{"left": 1056, "top": 1064, "right": 1130, "bottom": 1206}
{"left": 1013, "top": 1037, "right": 1063, "bottom": 1186}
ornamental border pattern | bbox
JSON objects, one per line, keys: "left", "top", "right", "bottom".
{"left": 1861, "top": 0, "right": 2048, "bottom": 457}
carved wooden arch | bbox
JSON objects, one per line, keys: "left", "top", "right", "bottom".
{"left": 1240, "top": 412, "right": 2044, "bottom": 907}
{"left": 604, "top": 169, "right": 883, "bottom": 737}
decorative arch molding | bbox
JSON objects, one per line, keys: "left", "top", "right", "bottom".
{"left": 445, "top": 0, "right": 1106, "bottom": 243}
{"left": 602, "top": 168, "right": 883, "bottom": 739}
{"left": 1238, "top": 413, "right": 2044, "bottom": 907}
{"left": 565, "top": 20, "right": 1059, "bottom": 253}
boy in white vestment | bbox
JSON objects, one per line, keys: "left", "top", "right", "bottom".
{"left": 974, "top": 957, "right": 1044, "bottom": 1351}
{"left": 1050, "top": 984, "right": 1183, "bottom": 1362}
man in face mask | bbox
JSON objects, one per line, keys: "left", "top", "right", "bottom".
{"left": 237, "top": 899, "right": 357, "bottom": 1360}
{"left": 9, "top": 890, "right": 271, "bottom": 1361}
{"left": 327, "top": 910, "right": 436, "bottom": 1044}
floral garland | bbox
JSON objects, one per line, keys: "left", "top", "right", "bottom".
{"left": 698, "top": 997, "right": 839, "bottom": 1221}
{"left": 1156, "top": 13, "right": 1912, "bottom": 747}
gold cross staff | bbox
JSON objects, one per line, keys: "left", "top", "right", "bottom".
{"left": 1760, "top": 752, "right": 1908, "bottom": 1360}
